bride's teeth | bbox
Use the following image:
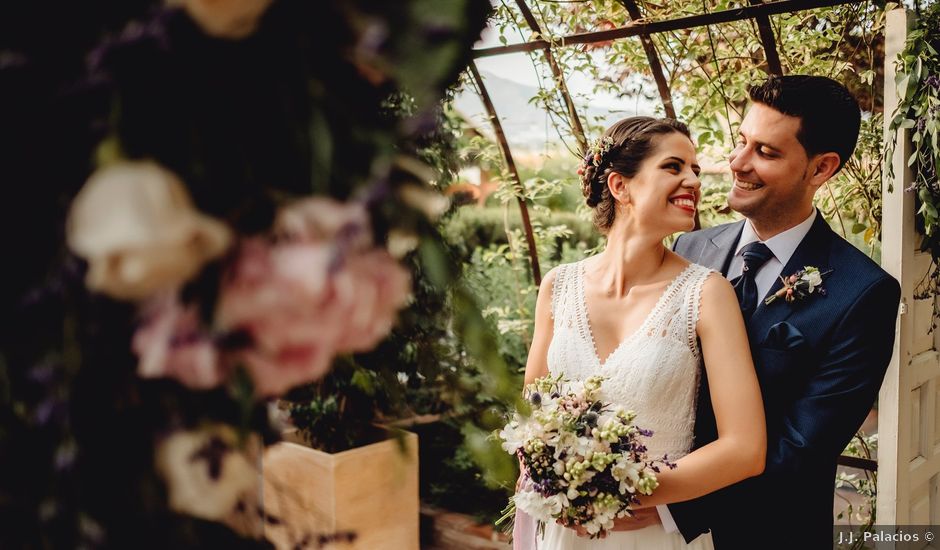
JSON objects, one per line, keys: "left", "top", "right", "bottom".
{"left": 671, "top": 198, "right": 695, "bottom": 208}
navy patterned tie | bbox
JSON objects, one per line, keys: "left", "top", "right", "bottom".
{"left": 733, "top": 242, "right": 774, "bottom": 320}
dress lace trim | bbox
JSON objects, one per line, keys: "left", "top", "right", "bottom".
{"left": 576, "top": 262, "right": 698, "bottom": 368}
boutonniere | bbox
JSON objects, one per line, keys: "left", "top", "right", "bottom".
{"left": 764, "top": 266, "right": 832, "bottom": 305}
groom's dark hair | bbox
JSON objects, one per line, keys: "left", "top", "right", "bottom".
{"left": 748, "top": 75, "right": 860, "bottom": 173}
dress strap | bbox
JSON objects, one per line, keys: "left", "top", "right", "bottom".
{"left": 682, "top": 264, "right": 717, "bottom": 358}
{"left": 549, "top": 263, "right": 568, "bottom": 321}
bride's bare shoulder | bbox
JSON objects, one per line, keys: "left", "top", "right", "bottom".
{"left": 697, "top": 271, "right": 742, "bottom": 326}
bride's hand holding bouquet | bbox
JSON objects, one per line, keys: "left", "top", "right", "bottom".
{"left": 497, "top": 374, "right": 673, "bottom": 539}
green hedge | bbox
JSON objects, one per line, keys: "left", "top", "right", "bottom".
{"left": 441, "top": 205, "right": 601, "bottom": 262}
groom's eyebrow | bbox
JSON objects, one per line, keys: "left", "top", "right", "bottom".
{"left": 738, "top": 131, "right": 781, "bottom": 152}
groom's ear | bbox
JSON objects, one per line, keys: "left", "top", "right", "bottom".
{"left": 807, "top": 151, "right": 841, "bottom": 189}
{"left": 607, "top": 172, "right": 630, "bottom": 203}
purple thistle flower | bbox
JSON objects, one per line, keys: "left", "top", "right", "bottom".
{"left": 54, "top": 443, "right": 77, "bottom": 472}
{"left": 926, "top": 75, "right": 940, "bottom": 91}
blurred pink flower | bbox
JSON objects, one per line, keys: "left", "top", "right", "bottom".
{"left": 216, "top": 239, "right": 341, "bottom": 397}
{"left": 216, "top": 197, "right": 412, "bottom": 398}
{"left": 331, "top": 250, "right": 412, "bottom": 353}
{"left": 133, "top": 292, "right": 226, "bottom": 390}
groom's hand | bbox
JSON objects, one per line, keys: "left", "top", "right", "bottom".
{"left": 611, "top": 508, "right": 661, "bottom": 531}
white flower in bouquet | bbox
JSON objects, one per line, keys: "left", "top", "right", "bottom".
{"left": 496, "top": 374, "right": 674, "bottom": 539}
{"left": 66, "top": 161, "right": 231, "bottom": 301}
{"left": 514, "top": 490, "right": 566, "bottom": 519}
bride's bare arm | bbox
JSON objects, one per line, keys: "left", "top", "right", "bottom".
{"left": 523, "top": 268, "right": 557, "bottom": 385}
{"left": 633, "top": 273, "right": 766, "bottom": 508}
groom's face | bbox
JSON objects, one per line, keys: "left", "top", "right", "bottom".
{"left": 728, "top": 103, "right": 815, "bottom": 231}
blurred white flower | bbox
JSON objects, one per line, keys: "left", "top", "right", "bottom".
{"left": 274, "top": 197, "right": 371, "bottom": 252}
{"left": 386, "top": 229, "right": 419, "bottom": 259}
{"left": 155, "top": 424, "right": 257, "bottom": 521}
{"left": 168, "top": 0, "right": 273, "bottom": 39}
{"left": 66, "top": 161, "right": 231, "bottom": 301}
{"left": 399, "top": 184, "right": 450, "bottom": 221}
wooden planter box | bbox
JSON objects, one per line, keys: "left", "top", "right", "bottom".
{"left": 261, "top": 430, "right": 419, "bottom": 550}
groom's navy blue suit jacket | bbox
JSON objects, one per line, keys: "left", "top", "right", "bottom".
{"left": 670, "top": 212, "right": 900, "bottom": 549}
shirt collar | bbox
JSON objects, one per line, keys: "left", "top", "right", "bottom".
{"left": 734, "top": 208, "right": 817, "bottom": 266}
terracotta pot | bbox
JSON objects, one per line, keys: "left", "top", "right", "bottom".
{"left": 261, "top": 429, "right": 419, "bottom": 550}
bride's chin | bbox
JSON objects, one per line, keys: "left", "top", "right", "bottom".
{"left": 665, "top": 220, "right": 695, "bottom": 235}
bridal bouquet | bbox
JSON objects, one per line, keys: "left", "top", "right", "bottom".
{"left": 497, "top": 374, "right": 673, "bottom": 538}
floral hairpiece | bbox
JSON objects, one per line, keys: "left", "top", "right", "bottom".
{"left": 577, "top": 136, "right": 615, "bottom": 176}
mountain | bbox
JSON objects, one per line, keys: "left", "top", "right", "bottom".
{"left": 453, "top": 71, "right": 653, "bottom": 152}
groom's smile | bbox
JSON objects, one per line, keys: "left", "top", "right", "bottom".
{"left": 733, "top": 180, "right": 764, "bottom": 192}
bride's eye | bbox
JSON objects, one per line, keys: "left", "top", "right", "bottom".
{"left": 663, "top": 162, "right": 681, "bottom": 173}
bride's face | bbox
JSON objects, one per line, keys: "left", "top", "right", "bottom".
{"left": 611, "top": 132, "right": 701, "bottom": 237}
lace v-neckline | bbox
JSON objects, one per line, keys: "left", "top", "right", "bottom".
{"left": 577, "top": 261, "right": 696, "bottom": 369}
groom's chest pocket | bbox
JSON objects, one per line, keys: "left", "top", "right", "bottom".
{"left": 752, "top": 321, "right": 814, "bottom": 395}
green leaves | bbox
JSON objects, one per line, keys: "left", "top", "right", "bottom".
{"left": 884, "top": 2, "right": 940, "bottom": 251}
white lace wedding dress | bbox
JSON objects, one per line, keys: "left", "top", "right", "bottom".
{"left": 529, "top": 259, "right": 716, "bottom": 550}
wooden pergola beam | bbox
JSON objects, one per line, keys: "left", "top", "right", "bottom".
{"left": 468, "top": 61, "right": 542, "bottom": 286}
{"left": 514, "top": 0, "right": 588, "bottom": 153}
{"left": 748, "top": 0, "right": 784, "bottom": 75}
{"left": 617, "top": 0, "right": 677, "bottom": 119}
{"left": 473, "top": 0, "right": 860, "bottom": 58}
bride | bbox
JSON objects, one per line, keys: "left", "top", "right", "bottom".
{"left": 518, "top": 117, "right": 766, "bottom": 549}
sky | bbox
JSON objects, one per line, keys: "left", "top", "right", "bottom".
{"left": 457, "top": 24, "right": 659, "bottom": 157}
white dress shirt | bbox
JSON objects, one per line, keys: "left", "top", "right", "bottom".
{"left": 656, "top": 208, "right": 817, "bottom": 534}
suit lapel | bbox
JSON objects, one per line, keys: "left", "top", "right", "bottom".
{"left": 748, "top": 212, "right": 834, "bottom": 338}
{"left": 700, "top": 220, "right": 745, "bottom": 276}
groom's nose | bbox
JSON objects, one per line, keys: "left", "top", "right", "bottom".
{"left": 729, "top": 144, "right": 750, "bottom": 174}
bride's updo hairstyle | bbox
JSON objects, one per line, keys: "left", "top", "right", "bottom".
{"left": 579, "top": 116, "right": 690, "bottom": 233}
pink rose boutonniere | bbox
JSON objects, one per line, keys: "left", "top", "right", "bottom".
{"left": 764, "top": 266, "right": 832, "bottom": 306}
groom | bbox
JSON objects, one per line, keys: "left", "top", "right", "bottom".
{"left": 656, "top": 75, "right": 900, "bottom": 548}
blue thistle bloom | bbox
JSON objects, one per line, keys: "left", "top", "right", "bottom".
{"left": 584, "top": 411, "right": 599, "bottom": 426}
